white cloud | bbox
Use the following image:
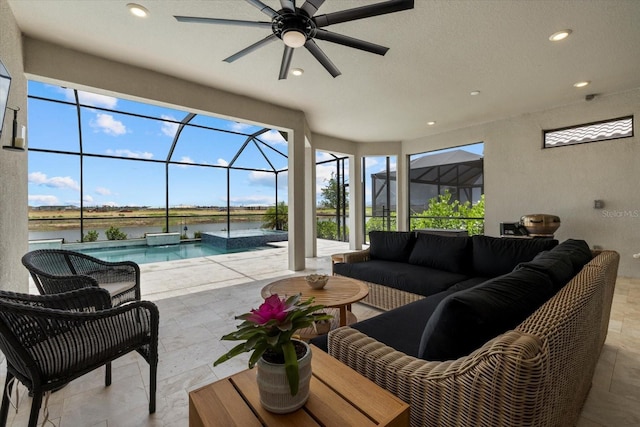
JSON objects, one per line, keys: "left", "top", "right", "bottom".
{"left": 83, "top": 194, "right": 94, "bottom": 204}
{"left": 249, "top": 170, "right": 287, "bottom": 189}
{"left": 161, "top": 115, "right": 179, "bottom": 137}
{"left": 77, "top": 91, "right": 118, "bottom": 109}
{"left": 29, "top": 172, "right": 80, "bottom": 191}
{"left": 95, "top": 187, "right": 112, "bottom": 196}
{"left": 28, "top": 195, "right": 60, "bottom": 206}
{"left": 105, "top": 149, "right": 153, "bottom": 159}
{"left": 365, "top": 157, "right": 379, "bottom": 168}
{"left": 260, "top": 129, "right": 286, "bottom": 145}
{"left": 216, "top": 158, "right": 229, "bottom": 166}
{"left": 91, "top": 113, "right": 127, "bottom": 136}
{"left": 230, "top": 122, "right": 252, "bottom": 132}
{"left": 315, "top": 164, "right": 336, "bottom": 195}
{"left": 316, "top": 152, "right": 335, "bottom": 162}
{"left": 174, "top": 156, "right": 196, "bottom": 168}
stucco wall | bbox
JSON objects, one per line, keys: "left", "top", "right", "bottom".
{"left": 404, "top": 89, "right": 640, "bottom": 277}
{"left": 0, "top": 0, "right": 29, "bottom": 292}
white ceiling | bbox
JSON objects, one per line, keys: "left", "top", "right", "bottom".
{"left": 8, "top": 0, "right": 640, "bottom": 143}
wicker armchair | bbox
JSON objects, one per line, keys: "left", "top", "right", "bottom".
{"left": 22, "top": 249, "right": 141, "bottom": 306}
{"left": 0, "top": 287, "right": 159, "bottom": 427}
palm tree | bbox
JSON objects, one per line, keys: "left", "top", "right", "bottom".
{"left": 262, "top": 202, "right": 288, "bottom": 230}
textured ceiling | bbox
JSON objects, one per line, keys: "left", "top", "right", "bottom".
{"left": 7, "top": 0, "right": 640, "bottom": 142}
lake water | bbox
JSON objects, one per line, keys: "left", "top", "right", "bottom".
{"left": 28, "top": 221, "right": 264, "bottom": 243}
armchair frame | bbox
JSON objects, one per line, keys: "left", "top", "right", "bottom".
{"left": 22, "top": 249, "right": 141, "bottom": 306}
{"left": 0, "top": 288, "right": 158, "bottom": 427}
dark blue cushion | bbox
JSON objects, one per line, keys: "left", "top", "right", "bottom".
{"left": 368, "top": 231, "right": 416, "bottom": 262}
{"left": 515, "top": 250, "right": 575, "bottom": 290}
{"left": 312, "top": 289, "right": 456, "bottom": 357}
{"left": 333, "top": 260, "right": 470, "bottom": 297}
{"left": 550, "top": 239, "right": 592, "bottom": 272}
{"left": 418, "top": 267, "right": 555, "bottom": 361}
{"left": 408, "top": 233, "right": 471, "bottom": 274}
{"left": 471, "top": 235, "right": 558, "bottom": 277}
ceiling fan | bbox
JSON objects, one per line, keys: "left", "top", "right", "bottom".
{"left": 174, "top": 0, "right": 415, "bottom": 79}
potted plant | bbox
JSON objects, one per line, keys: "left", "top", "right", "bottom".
{"left": 214, "top": 293, "right": 332, "bottom": 413}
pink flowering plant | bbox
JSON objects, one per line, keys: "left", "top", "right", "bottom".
{"left": 213, "top": 293, "right": 332, "bottom": 395}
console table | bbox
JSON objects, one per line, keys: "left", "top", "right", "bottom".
{"left": 189, "top": 345, "right": 409, "bottom": 426}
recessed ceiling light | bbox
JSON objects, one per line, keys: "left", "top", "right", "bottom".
{"left": 427, "top": 121, "right": 436, "bottom": 126}
{"left": 291, "top": 68, "right": 304, "bottom": 77}
{"left": 470, "top": 90, "right": 481, "bottom": 96}
{"left": 573, "top": 81, "right": 591, "bottom": 88}
{"left": 127, "top": 3, "right": 149, "bottom": 18}
{"left": 549, "top": 29, "right": 572, "bottom": 42}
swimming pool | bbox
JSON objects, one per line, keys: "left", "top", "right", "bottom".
{"left": 76, "top": 242, "right": 272, "bottom": 265}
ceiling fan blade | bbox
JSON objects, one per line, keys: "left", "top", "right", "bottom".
{"left": 245, "top": 0, "right": 279, "bottom": 19}
{"left": 174, "top": 16, "right": 272, "bottom": 28}
{"left": 279, "top": 46, "right": 295, "bottom": 80}
{"left": 304, "top": 39, "right": 341, "bottom": 78}
{"left": 300, "top": 0, "right": 325, "bottom": 17}
{"left": 314, "top": 29, "right": 389, "bottom": 55}
{"left": 224, "top": 34, "right": 278, "bottom": 63}
{"left": 314, "top": 0, "right": 414, "bottom": 27}
{"left": 280, "top": 0, "right": 296, "bottom": 12}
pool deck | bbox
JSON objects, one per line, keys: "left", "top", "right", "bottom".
{"left": 10, "top": 239, "right": 639, "bottom": 426}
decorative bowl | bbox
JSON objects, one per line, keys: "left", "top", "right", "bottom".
{"left": 305, "top": 274, "right": 329, "bottom": 289}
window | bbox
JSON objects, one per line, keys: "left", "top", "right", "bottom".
{"left": 544, "top": 116, "right": 633, "bottom": 148}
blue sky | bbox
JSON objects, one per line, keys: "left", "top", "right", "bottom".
{"left": 27, "top": 81, "right": 482, "bottom": 208}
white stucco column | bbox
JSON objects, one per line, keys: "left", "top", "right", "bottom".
{"left": 349, "top": 154, "right": 364, "bottom": 250}
{"left": 288, "top": 126, "right": 306, "bottom": 270}
{"left": 305, "top": 144, "right": 317, "bottom": 257}
{"left": 396, "top": 152, "right": 409, "bottom": 231}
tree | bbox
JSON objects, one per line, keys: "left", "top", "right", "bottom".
{"left": 262, "top": 202, "right": 288, "bottom": 230}
{"left": 320, "top": 172, "right": 348, "bottom": 210}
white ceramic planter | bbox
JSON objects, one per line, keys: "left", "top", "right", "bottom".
{"left": 256, "top": 340, "right": 312, "bottom": 414}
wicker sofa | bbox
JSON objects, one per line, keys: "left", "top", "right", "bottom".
{"left": 325, "top": 246, "right": 620, "bottom": 426}
{"left": 333, "top": 231, "right": 559, "bottom": 311}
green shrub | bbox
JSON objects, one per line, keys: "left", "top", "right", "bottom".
{"left": 105, "top": 226, "right": 127, "bottom": 240}
{"left": 82, "top": 230, "right": 99, "bottom": 242}
{"left": 365, "top": 215, "right": 397, "bottom": 235}
{"left": 194, "top": 231, "right": 202, "bottom": 239}
{"left": 410, "top": 191, "right": 484, "bottom": 236}
{"left": 317, "top": 219, "right": 349, "bottom": 241}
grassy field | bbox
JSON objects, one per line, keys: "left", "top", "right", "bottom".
{"left": 28, "top": 207, "right": 269, "bottom": 231}
{"left": 28, "top": 207, "right": 344, "bottom": 231}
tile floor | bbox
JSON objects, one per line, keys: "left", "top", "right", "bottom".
{"left": 2, "top": 240, "right": 639, "bottom": 426}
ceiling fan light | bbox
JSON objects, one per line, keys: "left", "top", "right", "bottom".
{"left": 127, "top": 3, "right": 149, "bottom": 18}
{"left": 282, "top": 30, "right": 306, "bottom": 48}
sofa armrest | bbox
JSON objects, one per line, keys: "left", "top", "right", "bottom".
{"left": 328, "top": 326, "right": 546, "bottom": 427}
{"left": 341, "top": 249, "right": 371, "bottom": 264}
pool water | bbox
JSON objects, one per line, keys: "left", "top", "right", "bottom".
{"left": 77, "top": 242, "right": 271, "bottom": 265}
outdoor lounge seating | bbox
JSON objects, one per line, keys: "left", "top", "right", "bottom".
{"left": 318, "top": 241, "right": 620, "bottom": 426}
{"left": 22, "top": 249, "right": 141, "bottom": 307}
{"left": 0, "top": 287, "right": 159, "bottom": 427}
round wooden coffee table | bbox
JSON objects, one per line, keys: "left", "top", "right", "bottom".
{"left": 261, "top": 276, "right": 369, "bottom": 339}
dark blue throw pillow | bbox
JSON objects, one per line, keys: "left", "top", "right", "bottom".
{"left": 471, "top": 235, "right": 558, "bottom": 277}
{"left": 549, "top": 239, "right": 592, "bottom": 272}
{"left": 369, "top": 231, "right": 416, "bottom": 262}
{"left": 515, "top": 250, "right": 575, "bottom": 290}
{"left": 408, "top": 233, "right": 471, "bottom": 274}
{"left": 418, "top": 267, "right": 555, "bottom": 361}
